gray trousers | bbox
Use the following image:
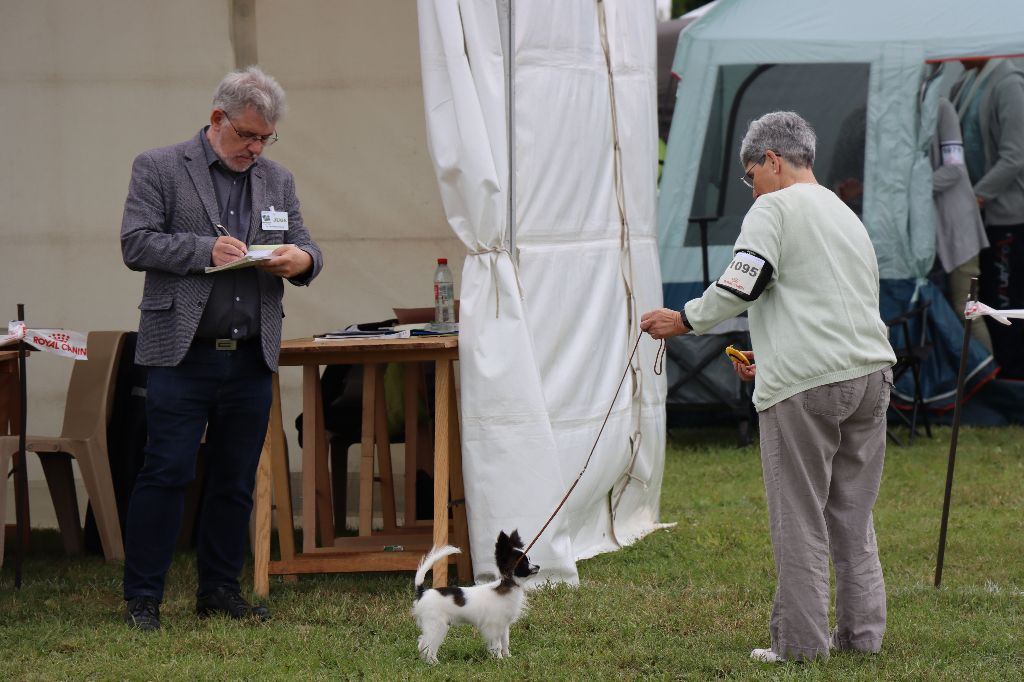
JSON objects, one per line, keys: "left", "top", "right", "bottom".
{"left": 758, "top": 368, "right": 891, "bottom": 661}
{"left": 949, "top": 254, "right": 993, "bottom": 352}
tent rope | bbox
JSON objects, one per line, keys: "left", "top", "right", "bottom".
{"left": 596, "top": 0, "right": 651, "bottom": 545}
{"left": 466, "top": 246, "right": 525, "bottom": 318}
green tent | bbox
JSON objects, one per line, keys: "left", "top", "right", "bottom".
{"left": 658, "top": 0, "right": 1024, "bottom": 414}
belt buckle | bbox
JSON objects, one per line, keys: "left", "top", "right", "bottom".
{"left": 215, "top": 339, "right": 238, "bottom": 351}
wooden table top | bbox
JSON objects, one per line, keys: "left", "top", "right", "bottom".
{"left": 279, "top": 335, "right": 457, "bottom": 365}
{"left": 0, "top": 349, "right": 25, "bottom": 363}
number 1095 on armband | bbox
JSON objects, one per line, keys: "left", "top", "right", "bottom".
{"left": 715, "top": 250, "right": 773, "bottom": 302}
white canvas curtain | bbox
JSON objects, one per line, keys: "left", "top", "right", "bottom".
{"left": 418, "top": 0, "right": 666, "bottom": 584}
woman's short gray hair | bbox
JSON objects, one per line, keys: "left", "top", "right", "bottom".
{"left": 739, "top": 111, "right": 816, "bottom": 169}
{"left": 212, "top": 66, "right": 287, "bottom": 124}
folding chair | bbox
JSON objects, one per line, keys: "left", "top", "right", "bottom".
{"left": 0, "top": 331, "right": 127, "bottom": 564}
{"left": 885, "top": 302, "right": 933, "bottom": 445}
{"left": 664, "top": 326, "right": 756, "bottom": 447}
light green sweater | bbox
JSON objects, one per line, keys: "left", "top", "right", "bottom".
{"left": 684, "top": 183, "right": 896, "bottom": 412}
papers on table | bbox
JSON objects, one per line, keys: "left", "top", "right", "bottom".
{"left": 314, "top": 327, "right": 412, "bottom": 341}
{"left": 313, "top": 322, "right": 458, "bottom": 341}
{"left": 410, "top": 324, "right": 458, "bottom": 337}
{"left": 395, "top": 322, "right": 458, "bottom": 336}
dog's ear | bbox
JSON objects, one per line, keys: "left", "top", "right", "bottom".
{"left": 508, "top": 529, "right": 523, "bottom": 548}
{"left": 495, "top": 530, "right": 512, "bottom": 567}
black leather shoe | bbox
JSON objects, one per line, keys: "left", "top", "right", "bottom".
{"left": 196, "top": 586, "right": 270, "bottom": 621}
{"left": 124, "top": 596, "right": 161, "bottom": 631}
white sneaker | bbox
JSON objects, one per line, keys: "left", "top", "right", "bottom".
{"left": 750, "top": 648, "right": 783, "bottom": 663}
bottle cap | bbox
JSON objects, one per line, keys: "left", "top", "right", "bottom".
{"left": 437, "top": 258, "right": 448, "bottom": 264}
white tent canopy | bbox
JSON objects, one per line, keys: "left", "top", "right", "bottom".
{"left": 0, "top": 1, "right": 668, "bottom": 566}
{"left": 418, "top": 0, "right": 668, "bottom": 583}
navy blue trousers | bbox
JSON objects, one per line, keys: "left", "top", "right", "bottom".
{"left": 123, "top": 340, "right": 272, "bottom": 601}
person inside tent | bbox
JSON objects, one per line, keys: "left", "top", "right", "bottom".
{"left": 950, "top": 57, "right": 1024, "bottom": 376}
{"left": 931, "top": 94, "right": 991, "bottom": 351}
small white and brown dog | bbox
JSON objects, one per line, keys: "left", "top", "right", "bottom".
{"left": 412, "top": 530, "right": 540, "bottom": 664}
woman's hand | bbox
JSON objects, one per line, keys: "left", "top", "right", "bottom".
{"left": 640, "top": 308, "right": 690, "bottom": 339}
{"left": 732, "top": 350, "right": 756, "bottom": 382}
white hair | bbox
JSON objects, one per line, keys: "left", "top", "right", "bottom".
{"left": 740, "top": 111, "right": 816, "bottom": 169}
{"left": 212, "top": 66, "right": 287, "bottom": 124}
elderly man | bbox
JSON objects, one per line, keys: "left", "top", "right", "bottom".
{"left": 642, "top": 111, "right": 895, "bottom": 662}
{"left": 120, "top": 66, "right": 323, "bottom": 631}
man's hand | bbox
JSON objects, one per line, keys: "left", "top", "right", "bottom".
{"left": 255, "top": 244, "right": 313, "bottom": 279}
{"left": 640, "top": 308, "right": 689, "bottom": 339}
{"left": 211, "top": 236, "right": 248, "bottom": 266}
{"left": 731, "top": 350, "right": 756, "bottom": 382}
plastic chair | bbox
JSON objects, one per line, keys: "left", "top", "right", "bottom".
{"left": 0, "top": 331, "right": 127, "bottom": 565}
{"left": 885, "top": 303, "right": 933, "bottom": 445}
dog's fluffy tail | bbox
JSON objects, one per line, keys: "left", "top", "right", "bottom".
{"left": 413, "top": 545, "right": 462, "bottom": 599}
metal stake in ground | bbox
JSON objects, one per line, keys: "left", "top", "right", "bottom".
{"left": 13, "top": 303, "right": 30, "bottom": 589}
{"left": 934, "top": 277, "right": 978, "bottom": 588}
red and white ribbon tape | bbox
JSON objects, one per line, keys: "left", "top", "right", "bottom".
{"left": 964, "top": 301, "right": 1024, "bottom": 327}
{"left": 2, "top": 321, "right": 89, "bottom": 360}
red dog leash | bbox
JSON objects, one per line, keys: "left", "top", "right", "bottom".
{"left": 516, "top": 333, "right": 664, "bottom": 565}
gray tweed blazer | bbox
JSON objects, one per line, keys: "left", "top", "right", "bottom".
{"left": 120, "top": 130, "right": 323, "bottom": 371}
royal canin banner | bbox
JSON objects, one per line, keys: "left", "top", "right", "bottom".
{"left": 2, "top": 321, "right": 88, "bottom": 360}
{"left": 965, "top": 301, "right": 1024, "bottom": 326}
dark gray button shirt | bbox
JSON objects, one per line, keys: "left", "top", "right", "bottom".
{"left": 195, "top": 127, "right": 261, "bottom": 340}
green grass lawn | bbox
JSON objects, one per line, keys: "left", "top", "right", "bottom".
{"left": 2, "top": 424, "right": 1023, "bottom": 680}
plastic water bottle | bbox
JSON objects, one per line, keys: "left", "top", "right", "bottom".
{"left": 433, "top": 258, "right": 456, "bottom": 332}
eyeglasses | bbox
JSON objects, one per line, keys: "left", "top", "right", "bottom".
{"left": 224, "top": 113, "right": 278, "bottom": 147}
{"left": 740, "top": 155, "right": 766, "bottom": 189}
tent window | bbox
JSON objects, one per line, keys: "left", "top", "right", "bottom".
{"left": 687, "top": 62, "right": 870, "bottom": 248}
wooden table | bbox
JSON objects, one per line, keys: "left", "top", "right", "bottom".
{"left": 252, "top": 336, "right": 471, "bottom": 596}
{"left": 1, "top": 349, "right": 29, "bottom": 557}
{"left": 0, "top": 349, "right": 22, "bottom": 434}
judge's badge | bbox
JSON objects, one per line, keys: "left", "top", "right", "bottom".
{"left": 261, "top": 205, "right": 288, "bottom": 230}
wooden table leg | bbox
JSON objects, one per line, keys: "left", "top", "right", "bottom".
{"left": 447, "top": 362, "right": 472, "bottom": 582}
{"left": 358, "top": 364, "right": 378, "bottom": 536}
{"left": 255, "top": 374, "right": 294, "bottom": 596}
{"left": 374, "top": 366, "right": 397, "bottom": 532}
{"left": 312, "top": 369, "right": 333, "bottom": 546}
{"left": 269, "top": 376, "right": 296, "bottom": 583}
{"left": 403, "top": 364, "right": 418, "bottom": 526}
{"left": 253, "top": 429, "right": 272, "bottom": 597}
{"left": 302, "top": 365, "right": 329, "bottom": 552}
{"left": 431, "top": 358, "right": 452, "bottom": 586}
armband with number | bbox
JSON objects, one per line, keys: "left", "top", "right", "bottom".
{"left": 715, "top": 249, "right": 774, "bottom": 302}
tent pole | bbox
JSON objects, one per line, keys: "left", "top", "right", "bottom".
{"left": 500, "top": 0, "right": 516, "bottom": 264}
{"left": 934, "top": 277, "right": 977, "bottom": 588}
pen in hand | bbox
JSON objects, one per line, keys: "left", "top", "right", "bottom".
{"left": 211, "top": 224, "right": 248, "bottom": 264}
